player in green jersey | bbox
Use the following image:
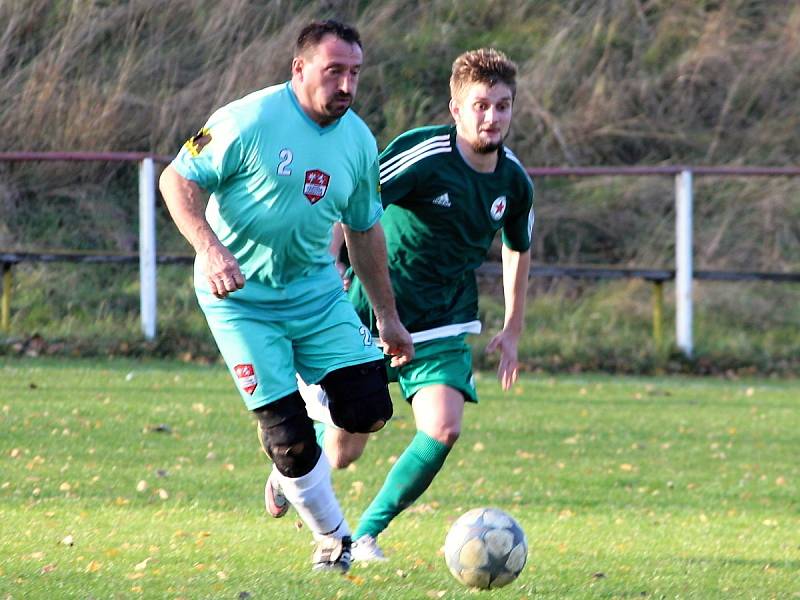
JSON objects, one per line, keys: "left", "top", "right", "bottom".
{"left": 295, "top": 48, "right": 534, "bottom": 562}
{"left": 159, "top": 20, "right": 413, "bottom": 573}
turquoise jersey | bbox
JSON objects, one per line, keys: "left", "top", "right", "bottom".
{"left": 171, "top": 82, "right": 382, "bottom": 319}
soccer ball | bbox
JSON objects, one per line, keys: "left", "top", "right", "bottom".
{"left": 443, "top": 507, "right": 528, "bottom": 590}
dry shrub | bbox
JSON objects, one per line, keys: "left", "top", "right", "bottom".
{"left": 0, "top": 0, "right": 797, "bottom": 269}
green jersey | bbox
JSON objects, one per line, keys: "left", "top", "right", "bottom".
{"left": 172, "top": 82, "right": 382, "bottom": 318}
{"left": 350, "top": 125, "right": 534, "bottom": 338}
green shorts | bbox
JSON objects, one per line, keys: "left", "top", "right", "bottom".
{"left": 387, "top": 335, "right": 478, "bottom": 403}
{"left": 198, "top": 286, "right": 382, "bottom": 411}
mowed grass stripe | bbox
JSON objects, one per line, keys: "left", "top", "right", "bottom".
{"left": 1, "top": 359, "right": 798, "bottom": 599}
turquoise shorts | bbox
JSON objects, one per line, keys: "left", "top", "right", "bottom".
{"left": 197, "top": 284, "right": 382, "bottom": 411}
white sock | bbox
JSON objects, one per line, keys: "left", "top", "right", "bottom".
{"left": 271, "top": 455, "right": 351, "bottom": 539}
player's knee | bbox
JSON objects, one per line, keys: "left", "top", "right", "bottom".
{"left": 320, "top": 360, "right": 392, "bottom": 434}
{"left": 253, "top": 392, "right": 321, "bottom": 478}
{"left": 429, "top": 424, "right": 461, "bottom": 447}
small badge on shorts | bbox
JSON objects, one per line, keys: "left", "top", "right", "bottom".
{"left": 234, "top": 363, "right": 258, "bottom": 395}
{"left": 303, "top": 169, "right": 330, "bottom": 204}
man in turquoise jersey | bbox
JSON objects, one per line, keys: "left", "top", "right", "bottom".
{"left": 159, "top": 20, "right": 413, "bottom": 573}
{"left": 293, "top": 48, "right": 534, "bottom": 562}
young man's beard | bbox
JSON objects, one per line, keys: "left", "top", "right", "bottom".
{"left": 472, "top": 139, "right": 502, "bottom": 154}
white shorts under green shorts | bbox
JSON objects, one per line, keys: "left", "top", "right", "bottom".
{"left": 197, "top": 283, "right": 382, "bottom": 411}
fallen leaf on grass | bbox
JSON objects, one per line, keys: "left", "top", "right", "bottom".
{"left": 85, "top": 560, "right": 102, "bottom": 573}
{"left": 349, "top": 481, "right": 364, "bottom": 497}
{"left": 762, "top": 519, "right": 778, "bottom": 527}
{"left": 344, "top": 574, "right": 365, "bottom": 585}
{"left": 41, "top": 563, "right": 56, "bottom": 574}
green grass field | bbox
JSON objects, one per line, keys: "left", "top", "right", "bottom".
{"left": 1, "top": 359, "right": 798, "bottom": 599}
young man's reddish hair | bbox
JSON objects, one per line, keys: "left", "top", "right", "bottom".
{"left": 449, "top": 48, "right": 518, "bottom": 101}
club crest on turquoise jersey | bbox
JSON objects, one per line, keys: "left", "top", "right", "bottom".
{"left": 234, "top": 363, "right": 258, "bottom": 395}
{"left": 303, "top": 169, "right": 330, "bottom": 204}
{"left": 490, "top": 196, "right": 507, "bottom": 220}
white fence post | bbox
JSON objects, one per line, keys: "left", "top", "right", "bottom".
{"left": 675, "top": 169, "right": 693, "bottom": 357}
{"left": 138, "top": 158, "right": 157, "bottom": 340}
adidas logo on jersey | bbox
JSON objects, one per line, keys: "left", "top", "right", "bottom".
{"left": 431, "top": 192, "right": 451, "bottom": 207}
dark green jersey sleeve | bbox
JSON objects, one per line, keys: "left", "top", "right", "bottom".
{"left": 500, "top": 149, "right": 535, "bottom": 252}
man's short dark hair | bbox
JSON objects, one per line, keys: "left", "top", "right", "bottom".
{"left": 295, "top": 20, "right": 362, "bottom": 56}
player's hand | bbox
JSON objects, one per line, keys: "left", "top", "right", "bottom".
{"left": 485, "top": 330, "right": 520, "bottom": 391}
{"left": 335, "top": 260, "right": 352, "bottom": 292}
{"left": 198, "top": 243, "right": 245, "bottom": 299}
{"left": 376, "top": 315, "right": 415, "bottom": 367}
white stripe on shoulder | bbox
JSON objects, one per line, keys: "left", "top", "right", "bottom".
{"left": 504, "top": 147, "right": 534, "bottom": 187}
{"left": 380, "top": 146, "right": 451, "bottom": 185}
{"left": 380, "top": 134, "right": 450, "bottom": 172}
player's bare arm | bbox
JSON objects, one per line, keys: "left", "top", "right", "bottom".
{"left": 343, "top": 222, "right": 414, "bottom": 366}
{"left": 329, "top": 222, "right": 351, "bottom": 290}
{"left": 485, "top": 245, "right": 531, "bottom": 390}
{"left": 159, "top": 165, "right": 245, "bottom": 299}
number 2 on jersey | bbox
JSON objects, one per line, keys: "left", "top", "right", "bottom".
{"left": 359, "top": 325, "right": 373, "bottom": 347}
{"left": 277, "top": 149, "right": 293, "bottom": 175}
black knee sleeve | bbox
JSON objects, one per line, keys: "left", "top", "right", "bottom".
{"left": 253, "top": 391, "right": 320, "bottom": 478}
{"left": 320, "top": 359, "right": 392, "bottom": 434}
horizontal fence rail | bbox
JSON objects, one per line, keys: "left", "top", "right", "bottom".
{"left": 1, "top": 152, "right": 798, "bottom": 355}
{"left": 6, "top": 250, "right": 796, "bottom": 281}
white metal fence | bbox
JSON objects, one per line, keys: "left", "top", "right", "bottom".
{"left": 2, "top": 153, "right": 799, "bottom": 357}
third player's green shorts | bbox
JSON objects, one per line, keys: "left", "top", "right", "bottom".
{"left": 387, "top": 334, "right": 478, "bottom": 403}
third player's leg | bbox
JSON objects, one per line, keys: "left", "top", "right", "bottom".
{"left": 324, "top": 428, "right": 370, "bottom": 469}
{"left": 411, "top": 384, "right": 465, "bottom": 447}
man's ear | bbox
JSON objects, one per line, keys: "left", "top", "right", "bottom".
{"left": 291, "top": 56, "right": 304, "bottom": 79}
{"left": 448, "top": 97, "right": 459, "bottom": 121}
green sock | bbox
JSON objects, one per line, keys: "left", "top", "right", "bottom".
{"left": 313, "top": 421, "right": 326, "bottom": 449}
{"left": 354, "top": 431, "right": 451, "bottom": 539}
